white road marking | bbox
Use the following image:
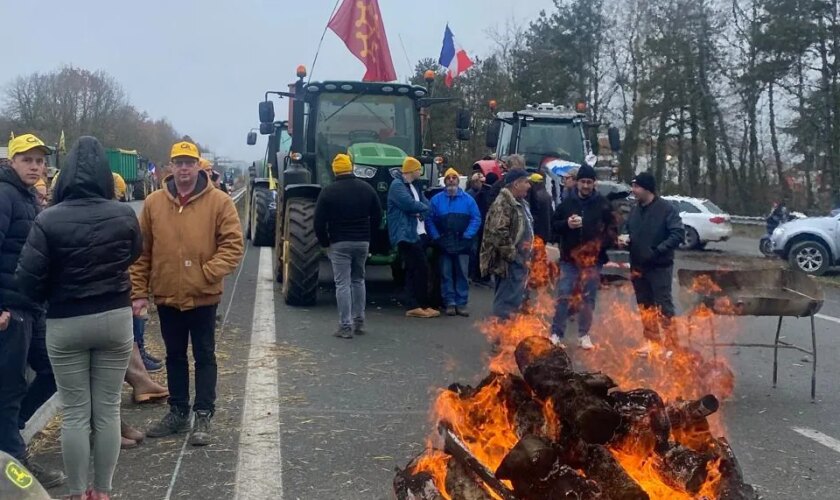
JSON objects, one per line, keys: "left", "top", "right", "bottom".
{"left": 815, "top": 313, "right": 840, "bottom": 326}
{"left": 792, "top": 427, "right": 840, "bottom": 454}
{"left": 234, "top": 247, "right": 283, "bottom": 499}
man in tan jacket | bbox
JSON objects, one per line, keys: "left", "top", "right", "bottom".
{"left": 131, "top": 141, "right": 243, "bottom": 446}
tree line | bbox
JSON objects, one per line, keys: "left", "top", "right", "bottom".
{"left": 416, "top": 0, "right": 840, "bottom": 216}
{"left": 0, "top": 66, "right": 206, "bottom": 168}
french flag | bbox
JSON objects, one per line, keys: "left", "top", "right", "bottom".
{"left": 438, "top": 25, "right": 474, "bottom": 87}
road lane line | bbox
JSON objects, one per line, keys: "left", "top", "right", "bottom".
{"left": 815, "top": 313, "right": 840, "bottom": 326}
{"left": 235, "top": 247, "right": 283, "bottom": 499}
{"left": 792, "top": 427, "right": 840, "bottom": 454}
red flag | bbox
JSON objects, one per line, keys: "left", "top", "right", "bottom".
{"left": 328, "top": 0, "right": 397, "bottom": 82}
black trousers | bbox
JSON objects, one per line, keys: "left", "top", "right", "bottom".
{"left": 19, "top": 311, "right": 56, "bottom": 428}
{"left": 158, "top": 305, "right": 218, "bottom": 414}
{"left": 0, "top": 309, "right": 34, "bottom": 459}
{"left": 631, "top": 265, "right": 676, "bottom": 342}
{"left": 398, "top": 239, "right": 430, "bottom": 309}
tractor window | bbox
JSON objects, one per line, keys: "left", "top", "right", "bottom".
{"left": 498, "top": 122, "right": 512, "bottom": 159}
{"left": 516, "top": 121, "right": 585, "bottom": 167}
{"left": 315, "top": 93, "right": 418, "bottom": 185}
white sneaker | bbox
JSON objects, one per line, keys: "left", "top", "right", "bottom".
{"left": 578, "top": 335, "right": 595, "bottom": 350}
{"left": 635, "top": 340, "right": 655, "bottom": 357}
{"left": 549, "top": 334, "right": 565, "bottom": 348}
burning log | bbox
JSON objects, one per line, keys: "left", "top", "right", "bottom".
{"left": 514, "top": 336, "right": 621, "bottom": 445}
{"left": 396, "top": 336, "right": 759, "bottom": 500}
{"left": 439, "top": 423, "right": 518, "bottom": 500}
{"left": 667, "top": 395, "right": 720, "bottom": 430}
{"left": 497, "top": 436, "right": 600, "bottom": 499}
{"left": 393, "top": 465, "right": 446, "bottom": 500}
{"left": 715, "top": 438, "right": 760, "bottom": 500}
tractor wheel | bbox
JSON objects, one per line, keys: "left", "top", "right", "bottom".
{"left": 132, "top": 181, "right": 146, "bottom": 201}
{"left": 250, "top": 187, "right": 275, "bottom": 247}
{"left": 281, "top": 198, "right": 319, "bottom": 306}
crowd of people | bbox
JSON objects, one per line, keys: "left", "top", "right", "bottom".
{"left": 0, "top": 133, "right": 243, "bottom": 499}
{"left": 314, "top": 151, "right": 685, "bottom": 357}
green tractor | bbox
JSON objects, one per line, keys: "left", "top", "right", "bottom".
{"left": 250, "top": 68, "right": 470, "bottom": 306}
{"left": 245, "top": 125, "right": 291, "bottom": 247}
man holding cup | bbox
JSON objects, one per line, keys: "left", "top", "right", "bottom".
{"left": 549, "top": 164, "right": 617, "bottom": 350}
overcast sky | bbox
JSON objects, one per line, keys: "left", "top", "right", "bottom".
{"left": 2, "top": 0, "right": 555, "bottom": 160}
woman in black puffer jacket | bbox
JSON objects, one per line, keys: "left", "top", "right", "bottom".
{"left": 15, "top": 136, "right": 141, "bottom": 500}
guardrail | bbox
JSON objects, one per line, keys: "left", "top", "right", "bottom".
{"left": 730, "top": 215, "right": 765, "bottom": 226}
{"left": 232, "top": 188, "right": 245, "bottom": 203}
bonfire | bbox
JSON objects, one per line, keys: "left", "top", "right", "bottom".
{"left": 394, "top": 239, "right": 759, "bottom": 499}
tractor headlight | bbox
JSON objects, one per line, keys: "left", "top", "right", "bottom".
{"left": 354, "top": 165, "right": 377, "bottom": 178}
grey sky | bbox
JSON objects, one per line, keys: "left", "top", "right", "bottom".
{"left": 2, "top": 0, "right": 554, "bottom": 161}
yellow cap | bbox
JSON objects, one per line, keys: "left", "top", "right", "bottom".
{"left": 170, "top": 141, "right": 200, "bottom": 160}
{"left": 402, "top": 157, "right": 421, "bottom": 174}
{"left": 332, "top": 154, "right": 352, "bottom": 175}
{"left": 443, "top": 167, "right": 459, "bottom": 178}
{"left": 9, "top": 134, "right": 50, "bottom": 158}
{"left": 199, "top": 158, "right": 212, "bottom": 170}
{"left": 34, "top": 178, "right": 47, "bottom": 189}
{"left": 529, "top": 173, "right": 544, "bottom": 183}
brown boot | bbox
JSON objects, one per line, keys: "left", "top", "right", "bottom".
{"left": 120, "top": 436, "right": 138, "bottom": 449}
{"left": 125, "top": 343, "right": 169, "bottom": 403}
{"left": 121, "top": 420, "right": 145, "bottom": 443}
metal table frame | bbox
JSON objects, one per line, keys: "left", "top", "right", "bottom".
{"left": 697, "top": 312, "right": 818, "bottom": 401}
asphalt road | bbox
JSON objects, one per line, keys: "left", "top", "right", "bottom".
{"left": 27, "top": 202, "right": 840, "bottom": 500}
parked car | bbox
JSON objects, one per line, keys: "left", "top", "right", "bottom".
{"left": 770, "top": 214, "right": 840, "bottom": 275}
{"left": 662, "top": 195, "right": 733, "bottom": 250}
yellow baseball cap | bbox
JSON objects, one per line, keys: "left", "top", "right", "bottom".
{"left": 443, "top": 167, "right": 459, "bottom": 178}
{"left": 402, "top": 157, "right": 421, "bottom": 174}
{"left": 170, "top": 141, "right": 200, "bottom": 160}
{"left": 9, "top": 134, "right": 51, "bottom": 158}
{"left": 199, "top": 158, "right": 212, "bottom": 170}
{"left": 529, "top": 173, "right": 544, "bottom": 183}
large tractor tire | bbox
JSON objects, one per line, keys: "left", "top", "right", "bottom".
{"left": 281, "top": 198, "right": 319, "bottom": 306}
{"left": 132, "top": 181, "right": 146, "bottom": 201}
{"left": 250, "top": 187, "right": 276, "bottom": 247}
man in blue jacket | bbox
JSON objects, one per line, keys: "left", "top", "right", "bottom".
{"left": 387, "top": 157, "right": 440, "bottom": 318}
{"left": 427, "top": 168, "right": 482, "bottom": 317}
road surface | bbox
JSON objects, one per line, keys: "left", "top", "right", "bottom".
{"left": 26, "top": 200, "right": 840, "bottom": 500}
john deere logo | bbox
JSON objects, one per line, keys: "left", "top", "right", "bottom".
{"left": 5, "top": 461, "right": 33, "bottom": 489}
{"left": 377, "top": 182, "right": 388, "bottom": 192}
{"left": 26, "top": 136, "right": 38, "bottom": 143}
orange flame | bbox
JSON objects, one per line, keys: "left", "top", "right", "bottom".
{"left": 412, "top": 247, "right": 741, "bottom": 499}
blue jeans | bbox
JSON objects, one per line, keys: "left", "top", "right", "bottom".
{"left": 328, "top": 241, "right": 369, "bottom": 329}
{"left": 551, "top": 262, "right": 602, "bottom": 338}
{"left": 440, "top": 253, "right": 470, "bottom": 307}
{"left": 133, "top": 316, "right": 146, "bottom": 345}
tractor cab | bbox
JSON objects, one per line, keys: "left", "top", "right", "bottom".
{"left": 251, "top": 67, "right": 470, "bottom": 306}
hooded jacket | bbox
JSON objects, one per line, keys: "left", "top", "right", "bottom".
{"left": 0, "top": 165, "right": 40, "bottom": 311}
{"left": 426, "top": 188, "right": 482, "bottom": 254}
{"left": 15, "top": 137, "right": 142, "bottom": 318}
{"left": 130, "top": 169, "right": 244, "bottom": 311}
{"left": 529, "top": 182, "right": 554, "bottom": 243}
{"left": 552, "top": 188, "right": 617, "bottom": 266}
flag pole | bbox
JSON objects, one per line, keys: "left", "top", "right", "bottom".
{"left": 308, "top": 0, "right": 342, "bottom": 84}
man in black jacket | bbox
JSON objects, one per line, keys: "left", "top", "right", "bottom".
{"left": 549, "top": 165, "right": 616, "bottom": 350}
{"left": 0, "top": 134, "right": 64, "bottom": 487}
{"left": 624, "top": 171, "right": 684, "bottom": 355}
{"left": 528, "top": 173, "right": 554, "bottom": 243}
{"left": 314, "top": 154, "right": 382, "bottom": 338}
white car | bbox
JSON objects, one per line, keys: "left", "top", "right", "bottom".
{"left": 662, "top": 195, "right": 733, "bottom": 250}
